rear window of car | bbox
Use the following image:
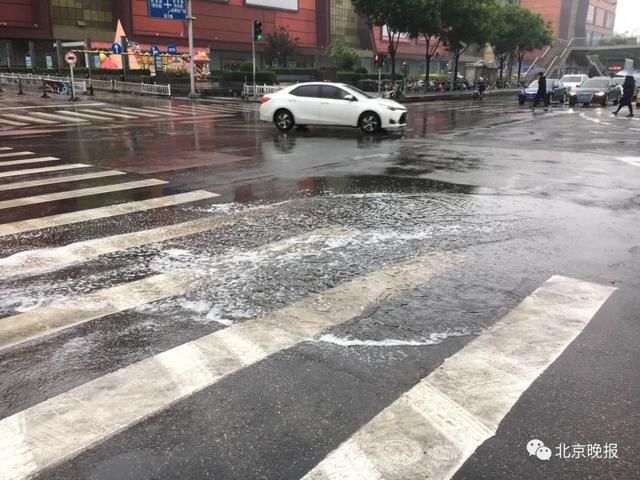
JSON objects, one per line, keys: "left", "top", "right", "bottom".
{"left": 290, "top": 85, "right": 321, "bottom": 98}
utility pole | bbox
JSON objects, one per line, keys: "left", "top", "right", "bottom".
{"left": 252, "top": 24, "right": 256, "bottom": 98}
{"left": 187, "top": 0, "right": 197, "bottom": 99}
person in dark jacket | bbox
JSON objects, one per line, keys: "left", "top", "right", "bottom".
{"left": 613, "top": 75, "right": 636, "bottom": 117}
{"left": 532, "top": 72, "right": 549, "bottom": 110}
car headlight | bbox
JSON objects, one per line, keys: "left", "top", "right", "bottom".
{"left": 595, "top": 92, "right": 605, "bottom": 96}
{"left": 385, "top": 105, "right": 398, "bottom": 111}
{"left": 569, "top": 92, "right": 577, "bottom": 96}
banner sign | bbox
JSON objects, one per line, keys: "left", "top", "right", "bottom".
{"left": 245, "top": 0, "right": 297, "bottom": 11}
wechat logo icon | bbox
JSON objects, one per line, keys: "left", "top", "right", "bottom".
{"left": 527, "top": 439, "right": 552, "bottom": 461}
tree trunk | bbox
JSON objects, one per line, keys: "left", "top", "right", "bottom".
{"left": 517, "top": 55, "right": 523, "bottom": 84}
{"left": 453, "top": 49, "right": 460, "bottom": 92}
{"left": 391, "top": 50, "right": 396, "bottom": 81}
{"left": 424, "top": 36, "right": 431, "bottom": 91}
{"left": 499, "top": 57, "right": 504, "bottom": 81}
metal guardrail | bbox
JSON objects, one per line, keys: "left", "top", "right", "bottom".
{"left": 243, "top": 84, "right": 282, "bottom": 98}
{"left": 0, "top": 73, "right": 86, "bottom": 94}
{"left": 0, "top": 73, "right": 171, "bottom": 97}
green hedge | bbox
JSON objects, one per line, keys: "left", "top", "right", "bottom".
{"left": 270, "top": 68, "right": 318, "bottom": 76}
{"left": 222, "top": 70, "right": 277, "bottom": 83}
{"left": 336, "top": 72, "right": 402, "bottom": 83}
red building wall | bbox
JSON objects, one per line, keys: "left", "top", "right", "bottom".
{"left": 0, "top": 0, "right": 52, "bottom": 38}
{"left": 126, "top": 0, "right": 326, "bottom": 53}
{"left": 520, "top": 0, "right": 564, "bottom": 37}
{"left": 370, "top": 26, "right": 447, "bottom": 61}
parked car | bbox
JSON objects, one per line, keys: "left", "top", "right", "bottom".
{"left": 560, "top": 74, "right": 589, "bottom": 92}
{"left": 259, "top": 82, "right": 408, "bottom": 133}
{"left": 568, "top": 77, "right": 621, "bottom": 107}
{"left": 518, "top": 78, "right": 567, "bottom": 105}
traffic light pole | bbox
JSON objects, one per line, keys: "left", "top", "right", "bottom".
{"left": 378, "top": 67, "right": 382, "bottom": 97}
{"left": 252, "top": 24, "right": 256, "bottom": 99}
{"left": 187, "top": 0, "right": 197, "bottom": 99}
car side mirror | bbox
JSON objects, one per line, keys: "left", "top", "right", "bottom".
{"left": 344, "top": 94, "right": 356, "bottom": 101}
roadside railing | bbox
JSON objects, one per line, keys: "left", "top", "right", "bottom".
{"left": 243, "top": 84, "right": 282, "bottom": 98}
{"left": 0, "top": 73, "right": 171, "bottom": 98}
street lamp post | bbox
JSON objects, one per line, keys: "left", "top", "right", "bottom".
{"left": 187, "top": 0, "right": 197, "bottom": 99}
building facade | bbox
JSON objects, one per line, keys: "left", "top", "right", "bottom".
{"left": 518, "top": 0, "right": 617, "bottom": 41}
{"left": 585, "top": 0, "right": 617, "bottom": 43}
{"left": 0, "top": 0, "right": 330, "bottom": 71}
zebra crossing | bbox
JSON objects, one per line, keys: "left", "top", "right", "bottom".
{"left": 0, "top": 144, "right": 618, "bottom": 480}
{"left": 0, "top": 101, "right": 257, "bottom": 131}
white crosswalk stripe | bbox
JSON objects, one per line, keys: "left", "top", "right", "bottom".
{"left": 3, "top": 113, "right": 58, "bottom": 125}
{"left": 0, "top": 170, "right": 124, "bottom": 193}
{"left": 0, "top": 102, "right": 246, "bottom": 130}
{"left": 0, "top": 163, "right": 89, "bottom": 179}
{"left": 0, "top": 151, "right": 34, "bottom": 158}
{"left": 0, "top": 156, "right": 60, "bottom": 167}
{"left": 29, "top": 112, "right": 88, "bottom": 123}
{"left": 0, "top": 179, "right": 167, "bottom": 210}
{"left": 54, "top": 110, "right": 115, "bottom": 121}
{"left": 86, "top": 108, "right": 139, "bottom": 119}
{"left": 0, "top": 118, "right": 28, "bottom": 127}
{"left": 0, "top": 189, "right": 217, "bottom": 236}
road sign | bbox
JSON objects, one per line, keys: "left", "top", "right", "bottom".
{"left": 167, "top": 44, "right": 177, "bottom": 55}
{"left": 151, "top": 45, "right": 160, "bottom": 56}
{"left": 64, "top": 51, "right": 77, "bottom": 65}
{"left": 148, "top": 0, "right": 187, "bottom": 20}
{"left": 111, "top": 42, "right": 123, "bottom": 54}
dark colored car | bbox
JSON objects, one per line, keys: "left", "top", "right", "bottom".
{"left": 568, "top": 77, "right": 621, "bottom": 107}
{"left": 518, "top": 78, "right": 567, "bottom": 105}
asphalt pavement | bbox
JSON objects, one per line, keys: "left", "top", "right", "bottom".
{"left": 0, "top": 90, "right": 638, "bottom": 480}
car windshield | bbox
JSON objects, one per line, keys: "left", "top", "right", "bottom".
{"left": 561, "top": 76, "right": 584, "bottom": 83}
{"left": 581, "top": 79, "right": 609, "bottom": 88}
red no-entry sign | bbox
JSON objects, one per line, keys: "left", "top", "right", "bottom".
{"left": 64, "top": 51, "right": 77, "bottom": 66}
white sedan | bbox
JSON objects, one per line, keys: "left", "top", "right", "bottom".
{"left": 259, "top": 82, "right": 408, "bottom": 133}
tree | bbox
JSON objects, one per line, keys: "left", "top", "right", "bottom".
{"left": 329, "top": 39, "right": 360, "bottom": 71}
{"left": 441, "top": 0, "right": 497, "bottom": 89}
{"left": 407, "top": 0, "right": 443, "bottom": 89}
{"left": 264, "top": 26, "right": 299, "bottom": 68}
{"left": 511, "top": 9, "right": 553, "bottom": 83}
{"left": 351, "top": 0, "right": 418, "bottom": 80}
{"left": 491, "top": 3, "right": 519, "bottom": 83}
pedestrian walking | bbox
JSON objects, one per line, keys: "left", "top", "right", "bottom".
{"left": 613, "top": 75, "right": 635, "bottom": 117}
{"left": 532, "top": 72, "right": 549, "bottom": 111}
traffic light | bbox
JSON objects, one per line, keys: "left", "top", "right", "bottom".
{"left": 373, "top": 54, "right": 381, "bottom": 67}
{"left": 253, "top": 21, "right": 263, "bottom": 41}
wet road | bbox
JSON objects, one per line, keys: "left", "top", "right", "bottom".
{"left": 0, "top": 92, "right": 639, "bottom": 480}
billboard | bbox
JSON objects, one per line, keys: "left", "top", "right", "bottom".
{"left": 381, "top": 26, "right": 413, "bottom": 44}
{"left": 245, "top": 0, "right": 298, "bottom": 11}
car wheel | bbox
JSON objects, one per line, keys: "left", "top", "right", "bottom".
{"left": 359, "top": 112, "right": 381, "bottom": 134}
{"left": 601, "top": 95, "right": 608, "bottom": 107}
{"left": 560, "top": 93, "right": 566, "bottom": 104}
{"left": 274, "top": 109, "right": 295, "bottom": 131}
{"left": 569, "top": 99, "right": 577, "bottom": 107}
{"left": 519, "top": 100, "right": 525, "bottom": 105}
